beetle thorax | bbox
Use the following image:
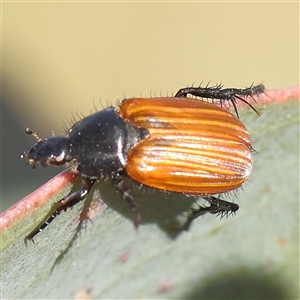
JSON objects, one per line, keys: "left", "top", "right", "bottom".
{"left": 68, "top": 107, "right": 149, "bottom": 179}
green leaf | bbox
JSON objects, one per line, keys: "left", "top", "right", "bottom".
{"left": 1, "top": 98, "right": 299, "bottom": 299}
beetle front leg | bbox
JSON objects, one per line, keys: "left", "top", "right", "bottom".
{"left": 183, "top": 195, "right": 239, "bottom": 230}
{"left": 25, "top": 177, "right": 96, "bottom": 243}
{"left": 114, "top": 177, "right": 141, "bottom": 228}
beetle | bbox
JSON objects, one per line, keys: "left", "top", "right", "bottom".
{"left": 22, "top": 83, "right": 264, "bottom": 241}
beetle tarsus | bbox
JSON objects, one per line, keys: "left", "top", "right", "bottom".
{"left": 183, "top": 196, "right": 239, "bottom": 230}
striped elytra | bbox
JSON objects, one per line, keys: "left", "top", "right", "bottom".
{"left": 120, "top": 97, "right": 253, "bottom": 194}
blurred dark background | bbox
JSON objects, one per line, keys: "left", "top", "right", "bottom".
{"left": 1, "top": 2, "right": 299, "bottom": 212}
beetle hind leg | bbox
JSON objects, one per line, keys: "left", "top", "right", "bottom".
{"left": 183, "top": 196, "right": 239, "bottom": 230}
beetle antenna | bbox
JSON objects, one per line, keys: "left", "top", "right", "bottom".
{"left": 24, "top": 128, "right": 43, "bottom": 142}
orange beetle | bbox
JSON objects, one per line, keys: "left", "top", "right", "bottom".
{"left": 22, "top": 84, "right": 264, "bottom": 240}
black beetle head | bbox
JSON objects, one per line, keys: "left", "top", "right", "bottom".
{"left": 21, "top": 128, "right": 72, "bottom": 168}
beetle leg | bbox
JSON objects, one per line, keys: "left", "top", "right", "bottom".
{"left": 25, "top": 177, "right": 96, "bottom": 243}
{"left": 204, "top": 195, "right": 239, "bottom": 216}
{"left": 174, "top": 84, "right": 263, "bottom": 116}
{"left": 183, "top": 196, "right": 239, "bottom": 230}
{"left": 114, "top": 177, "right": 141, "bottom": 228}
